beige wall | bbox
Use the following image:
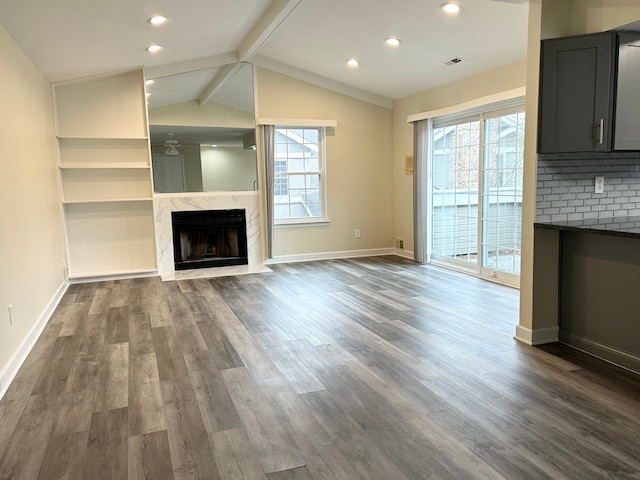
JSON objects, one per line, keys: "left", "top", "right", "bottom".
{"left": 201, "top": 146, "right": 257, "bottom": 191}
{"left": 392, "top": 61, "right": 527, "bottom": 254}
{"left": 0, "top": 26, "right": 65, "bottom": 378}
{"left": 148, "top": 100, "right": 254, "bottom": 128}
{"left": 256, "top": 68, "right": 394, "bottom": 257}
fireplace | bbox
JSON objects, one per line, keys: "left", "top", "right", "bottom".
{"left": 171, "top": 209, "right": 248, "bottom": 270}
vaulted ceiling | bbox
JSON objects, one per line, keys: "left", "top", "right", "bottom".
{"left": 0, "top": 0, "right": 529, "bottom": 107}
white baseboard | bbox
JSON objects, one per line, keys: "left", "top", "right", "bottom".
{"left": 69, "top": 270, "right": 158, "bottom": 284}
{"left": 267, "top": 247, "right": 396, "bottom": 264}
{"left": 394, "top": 248, "right": 414, "bottom": 259}
{"left": 514, "top": 325, "right": 559, "bottom": 346}
{"left": 0, "top": 280, "right": 69, "bottom": 400}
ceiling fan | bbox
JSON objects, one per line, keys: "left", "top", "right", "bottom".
{"left": 164, "top": 133, "right": 182, "bottom": 155}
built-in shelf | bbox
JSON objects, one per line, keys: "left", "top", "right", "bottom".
{"left": 64, "top": 202, "right": 156, "bottom": 277}
{"left": 60, "top": 164, "right": 151, "bottom": 170}
{"left": 58, "top": 137, "right": 150, "bottom": 169}
{"left": 62, "top": 198, "right": 153, "bottom": 205}
{"left": 54, "top": 69, "right": 157, "bottom": 279}
{"left": 60, "top": 167, "right": 152, "bottom": 203}
{"left": 58, "top": 136, "right": 149, "bottom": 140}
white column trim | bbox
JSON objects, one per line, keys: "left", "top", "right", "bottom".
{"left": 514, "top": 325, "right": 559, "bottom": 346}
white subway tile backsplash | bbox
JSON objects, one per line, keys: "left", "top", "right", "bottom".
{"left": 537, "top": 156, "right": 640, "bottom": 222}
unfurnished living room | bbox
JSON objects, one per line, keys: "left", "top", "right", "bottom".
{"left": 1, "top": 1, "right": 640, "bottom": 479}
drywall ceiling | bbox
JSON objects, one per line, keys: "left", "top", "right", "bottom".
{"left": 0, "top": 0, "right": 529, "bottom": 105}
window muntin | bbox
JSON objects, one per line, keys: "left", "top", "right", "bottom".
{"left": 274, "top": 127, "right": 326, "bottom": 223}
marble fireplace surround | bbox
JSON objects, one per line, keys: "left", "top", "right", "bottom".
{"left": 154, "top": 192, "right": 267, "bottom": 280}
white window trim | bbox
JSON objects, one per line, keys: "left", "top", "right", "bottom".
{"left": 259, "top": 118, "right": 337, "bottom": 128}
{"left": 275, "top": 219, "right": 331, "bottom": 228}
{"left": 407, "top": 87, "right": 525, "bottom": 123}
{"left": 273, "top": 125, "right": 329, "bottom": 226}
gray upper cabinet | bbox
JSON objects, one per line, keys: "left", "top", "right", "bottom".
{"left": 538, "top": 33, "right": 616, "bottom": 154}
{"left": 614, "top": 33, "right": 640, "bottom": 150}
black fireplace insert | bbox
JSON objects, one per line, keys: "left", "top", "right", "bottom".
{"left": 171, "top": 209, "right": 248, "bottom": 270}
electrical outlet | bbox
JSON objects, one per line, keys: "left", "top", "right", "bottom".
{"left": 399, "top": 239, "right": 404, "bottom": 249}
{"left": 8, "top": 305, "right": 13, "bottom": 326}
{"left": 355, "top": 229, "right": 361, "bottom": 239}
{"left": 595, "top": 176, "right": 605, "bottom": 194}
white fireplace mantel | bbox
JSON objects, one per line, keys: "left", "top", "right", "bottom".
{"left": 153, "top": 191, "right": 265, "bottom": 279}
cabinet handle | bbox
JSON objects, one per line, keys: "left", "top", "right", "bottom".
{"left": 599, "top": 118, "right": 604, "bottom": 145}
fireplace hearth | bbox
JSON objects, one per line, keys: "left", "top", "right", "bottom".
{"left": 172, "top": 209, "right": 248, "bottom": 270}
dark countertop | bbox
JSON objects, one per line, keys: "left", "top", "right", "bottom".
{"left": 535, "top": 216, "right": 640, "bottom": 239}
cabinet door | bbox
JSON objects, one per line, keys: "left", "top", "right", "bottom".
{"left": 539, "top": 33, "right": 616, "bottom": 153}
{"left": 614, "top": 33, "right": 640, "bottom": 150}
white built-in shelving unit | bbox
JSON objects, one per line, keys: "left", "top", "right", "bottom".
{"left": 54, "top": 69, "right": 157, "bottom": 279}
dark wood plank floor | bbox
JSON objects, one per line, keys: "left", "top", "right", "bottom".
{"left": 1, "top": 256, "right": 639, "bottom": 480}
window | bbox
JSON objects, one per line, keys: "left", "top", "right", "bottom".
{"left": 274, "top": 159, "right": 288, "bottom": 196}
{"left": 273, "top": 126, "right": 327, "bottom": 223}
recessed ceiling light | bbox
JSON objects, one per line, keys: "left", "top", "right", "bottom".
{"left": 346, "top": 58, "right": 360, "bottom": 67}
{"left": 145, "top": 79, "right": 155, "bottom": 85}
{"left": 441, "top": 2, "right": 462, "bottom": 13}
{"left": 385, "top": 37, "right": 402, "bottom": 46}
{"left": 146, "top": 45, "right": 162, "bottom": 53}
{"left": 148, "top": 16, "right": 167, "bottom": 25}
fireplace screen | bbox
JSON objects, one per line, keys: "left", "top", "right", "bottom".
{"left": 171, "top": 209, "right": 248, "bottom": 270}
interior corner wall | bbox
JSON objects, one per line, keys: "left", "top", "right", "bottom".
{"left": 256, "top": 67, "right": 394, "bottom": 258}
{"left": 391, "top": 60, "right": 527, "bottom": 256}
{"left": 0, "top": 26, "right": 66, "bottom": 385}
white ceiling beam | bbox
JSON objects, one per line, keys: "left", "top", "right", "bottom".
{"left": 237, "top": 0, "right": 302, "bottom": 61}
{"left": 199, "top": 0, "right": 302, "bottom": 105}
{"left": 197, "top": 62, "right": 244, "bottom": 106}
{"left": 144, "top": 52, "right": 239, "bottom": 80}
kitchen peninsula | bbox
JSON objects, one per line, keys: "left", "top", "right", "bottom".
{"left": 533, "top": 218, "right": 640, "bottom": 374}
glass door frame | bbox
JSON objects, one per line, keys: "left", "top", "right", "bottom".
{"left": 428, "top": 104, "right": 524, "bottom": 288}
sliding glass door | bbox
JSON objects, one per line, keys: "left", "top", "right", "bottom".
{"left": 430, "top": 106, "right": 524, "bottom": 284}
